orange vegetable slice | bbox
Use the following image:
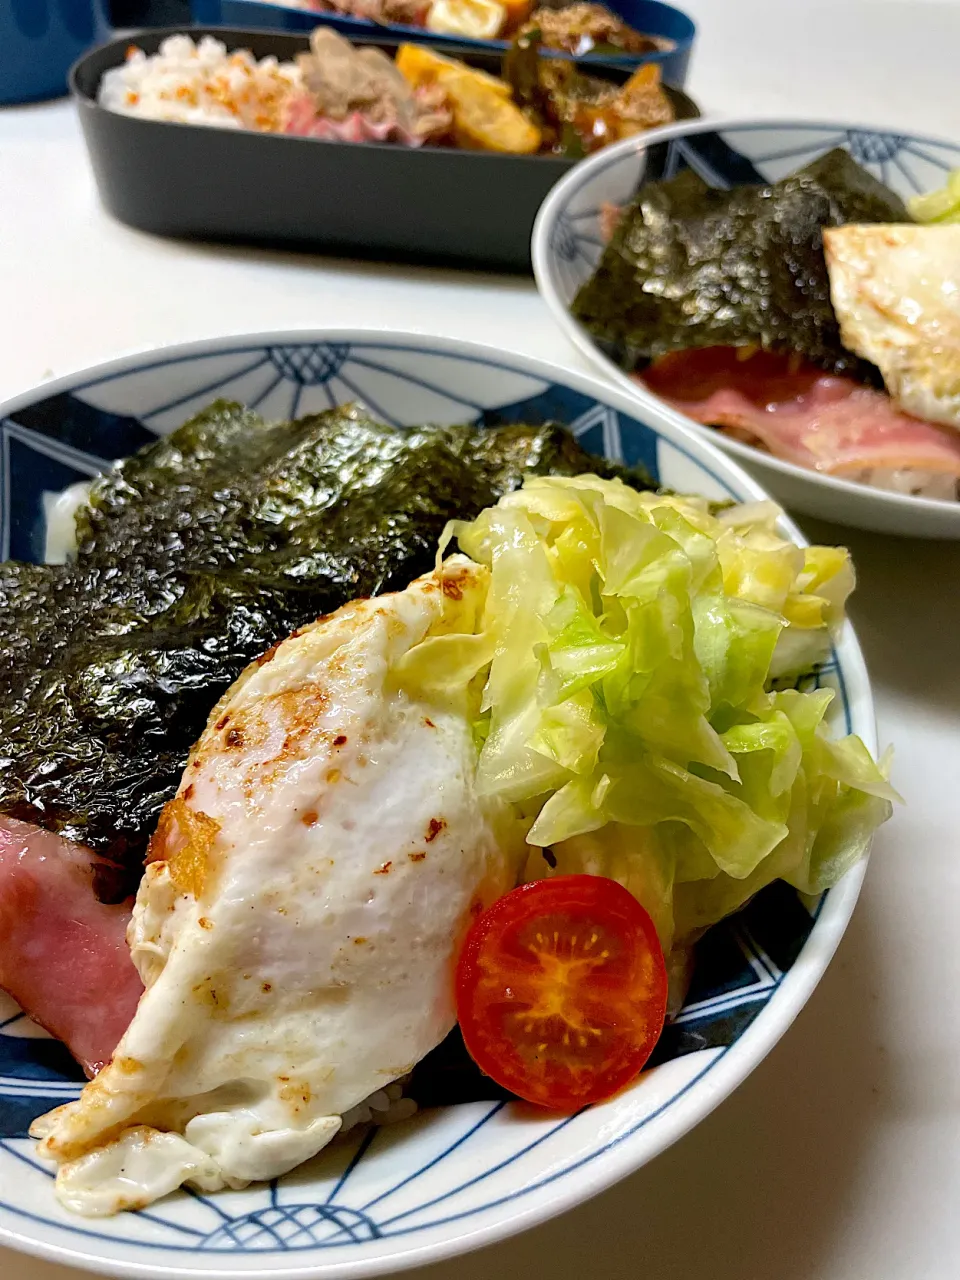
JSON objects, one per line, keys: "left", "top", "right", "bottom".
{"left": 395, "top": 43, "right": 510, "bottom": 98}
{"left": 396, "top": 42, "right": 540, "bottom": 154}
{"left": 445, "top": 74, "right": 541, "bottom": 153}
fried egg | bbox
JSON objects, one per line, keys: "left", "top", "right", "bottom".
{"left": 825, "top": 223, "right": 960, "bottom": 430}
{"left": 32, "top": 555, "right": 524, "bottom": 1216}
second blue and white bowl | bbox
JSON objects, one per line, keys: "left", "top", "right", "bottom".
{"left": 532, "top": 119, "right": 960, "bottom": 539}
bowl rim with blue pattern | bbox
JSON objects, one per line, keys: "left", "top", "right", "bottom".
{"left": 0, "top": 330, "right": 874, "bottom": 1278}
{"left": 531, "top": 117, "right": 960, "bottom": 539}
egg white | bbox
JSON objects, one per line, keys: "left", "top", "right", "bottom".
{"left": 825, "top": 223, "right": 960, "bottom": 430}
{"left": 33, "top": 556, "right": 524, "bottom": 1216}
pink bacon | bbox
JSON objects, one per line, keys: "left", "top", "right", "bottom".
{"left": 640, "top": 348, "right": 960, "bottom": 479}
{"left": 0, "top": 818, "right": 142, "bottom": 1078}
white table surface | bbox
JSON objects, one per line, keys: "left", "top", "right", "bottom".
{"left": 1, "top": 2, "right": 959, "bottom": 1277}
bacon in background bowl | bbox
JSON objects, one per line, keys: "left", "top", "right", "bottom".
{"left": 641, "top": 348, "right": 960, "bottom": 503}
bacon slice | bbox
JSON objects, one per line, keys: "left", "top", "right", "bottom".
{"left": 599, "top": 201, "right": 623, "bottom": 243}
{"left": 0, "top": 818, "right": 142, "bottom": 1077}
{"left": 640, "top": 348, "right": 960, "bottom": 482}
{"left": 283, "top": 94, "right": 431, "bottom": 147}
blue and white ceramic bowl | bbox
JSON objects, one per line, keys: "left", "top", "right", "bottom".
{"left": 0, "top": 332, "right": 874, "bottom": 1277}
{"left": 532, "top": 119, "right": 960, "bottom": 539}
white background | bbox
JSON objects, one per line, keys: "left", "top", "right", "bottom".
{"left": 1, "top": 2, "right": 959, "bottom": 1277}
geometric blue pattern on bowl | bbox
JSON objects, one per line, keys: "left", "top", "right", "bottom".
{"left": 0, "top": 334, "right": 869, "bottom": 1273}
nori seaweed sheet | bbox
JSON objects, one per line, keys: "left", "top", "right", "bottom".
{"left": 571, "top": 148, "right": 909, "bottom": 379}
{"left": 0, "top": 401, "right": 653, "bottom": 894}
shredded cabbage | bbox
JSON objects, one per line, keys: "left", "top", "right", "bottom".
{"left": 908, "top": 169, "right": 960, "bottom": 224}
{"left": 403, "top": 476, "right": 896, "bottom": 951}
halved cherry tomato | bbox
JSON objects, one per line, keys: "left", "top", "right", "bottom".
{"left": 456, "top": 875, "right": 667, "bottom": 1110}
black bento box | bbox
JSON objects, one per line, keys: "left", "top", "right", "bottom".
{"left": 70, "top": 26, "right": 698, "bottom": 271}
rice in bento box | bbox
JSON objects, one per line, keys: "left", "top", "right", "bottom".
{"left": 98, "top": 35, "right": 300, "bottom": 131}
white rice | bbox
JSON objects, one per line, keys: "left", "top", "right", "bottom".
{"left": 719, "top": 429, "right": 960, "bottom": 502}
{"left": 340, "top": 1081, "right": 418, "bottom": 1134}
{"left": 844, "top": 466, "right": 960, "bottom": 501}
{"left": 43, "top": 479, "right": 91, "bottom": 564}
{"left": 98, "top": 35, "right": 301, "bottom": 131}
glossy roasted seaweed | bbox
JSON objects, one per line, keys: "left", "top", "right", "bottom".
{"left": 0, "top": 401, "right": 652, "bottom": 893}
{"left": 571, "top": 149, "right": 909, "bottom": 379}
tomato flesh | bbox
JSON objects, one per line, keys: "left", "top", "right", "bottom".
{"left": 456, "top": 875, "right": 668, "bottom": 1110}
